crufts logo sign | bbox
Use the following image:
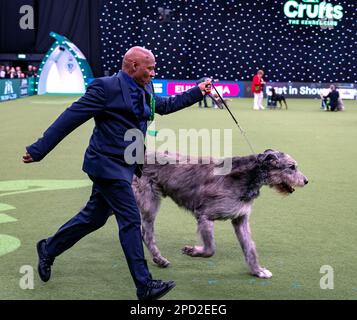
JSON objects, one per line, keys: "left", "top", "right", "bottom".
{"left": 283, "top": 0, "right": 344, "bottom": 27}
{"left": 4, "top": 81, "right": 14, "bottom": 95}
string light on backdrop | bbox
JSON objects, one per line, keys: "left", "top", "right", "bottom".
{"left": 99, "top": 0, "right": 356, "bottom": 83}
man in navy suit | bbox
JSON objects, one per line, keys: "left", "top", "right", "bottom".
{"left": 23, "top": 46, "right": 212, "bottom": 300}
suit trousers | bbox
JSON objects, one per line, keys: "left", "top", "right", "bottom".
{"left": 45, "top": 176, "right": 152, "bottom": 289}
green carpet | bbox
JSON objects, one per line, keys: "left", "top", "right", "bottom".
{"left": 0, "top": 95, "right": 356, "bottom": 300}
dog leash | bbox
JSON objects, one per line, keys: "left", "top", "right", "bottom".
{"left": 210, "top": 82, "right": 256, "bottom": 154}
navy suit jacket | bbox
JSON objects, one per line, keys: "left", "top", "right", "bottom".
{"left": 27, "top": 71, "right": 203, "bottom": 182}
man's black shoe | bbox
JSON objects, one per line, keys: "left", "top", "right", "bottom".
{"left": 137, "top": 280, "right": 176, "bottom": 300}
{"left": 36, "top": 239, "right": 54, "bottom": 282}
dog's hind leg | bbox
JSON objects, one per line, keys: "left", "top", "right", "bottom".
{"left": 232, "top": 215, "right": 272, "bottom": 278}
{"left": 283, "top": 98, "right": 288, "bottom": 109}
{"left": 182, "top": 215, "right": 215, "bottom": 257}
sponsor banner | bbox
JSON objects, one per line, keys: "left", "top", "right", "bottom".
{"left": 0, "top": 79, "right": 19, "bottom": 101}
{"left": 1, "top": 79, "right": 22, "bottom": 102}
{"left": 27, "top": 77, "right": 36, "bottom": 96}
{"left": 155, "top": 80, "right": 356, "bottom": 99}
{"left": 338, "top": 88, "right": 356, "bottom": 100}
{"left": 153, "top": 80, "right": 244, "bottom": 97}
{"left": 0, "top": 79, "right": 33, "bottom": 102}
{"left": 152, "top": 79, "right": 168, "bottom": 96}
{"left": 265, "top": 82, "right": 357, "bottom": 99}
{"left": 90, "top": 78, "right": 356, "bottom": 100}
{"left": 167, "top": 81, "right": 196, "bottom": 95}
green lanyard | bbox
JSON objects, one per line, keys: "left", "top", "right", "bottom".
{"left": 149, "top": 94, "right": 155, "bottom": 121}
{"left": 148, "top": 94, "right": 158, "bottom": 136}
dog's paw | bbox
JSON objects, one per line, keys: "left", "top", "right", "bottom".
{"left": 182, "top": 245, "right": 195, "bottom": 256}
{"left": 253, "top": 268, "right": 273, "bottom": 279}
{"left": 182, "top": 246, "right": 214, "bottom": 257}
{"left": 182, "top": 245, "right": 205, "bottom": 256}
{"left": 153, "top": 256, "right": 170, "bottom": 268}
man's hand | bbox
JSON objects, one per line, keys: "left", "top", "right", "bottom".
{"left": 198, "top": 79, "right": 212, "bottom": 96}
{"left": 22, "top": 152, "right": 34, "bottom": 163}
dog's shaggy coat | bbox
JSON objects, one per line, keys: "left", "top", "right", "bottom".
{"left": 132, "top": 149, "right": 308, "bottom": 278}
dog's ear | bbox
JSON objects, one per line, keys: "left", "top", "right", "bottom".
{"left": 228, "top": 156, "right": 258, "bottom": 178}
{"left": 257, "top": 151, "right": 279, "bottom": 166}
{"left": 263, "top": 149, "right": 275, "bottom": 153}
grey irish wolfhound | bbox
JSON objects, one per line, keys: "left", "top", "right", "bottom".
{"left": 132, "top": 149, "right": 308, "bottom": 278}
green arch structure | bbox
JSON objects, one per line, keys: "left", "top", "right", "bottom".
{"left": 36, "top": 32, "right": 93, "bottom": 95}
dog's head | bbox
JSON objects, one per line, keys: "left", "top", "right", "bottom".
{"left": 257, "top": 149, "right": 308, "bottom": 194}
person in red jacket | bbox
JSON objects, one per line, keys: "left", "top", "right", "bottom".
{"left": 252, "top": 70, "right": 266, "bottom": 110}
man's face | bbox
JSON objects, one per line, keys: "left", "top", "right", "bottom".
{"left": 132, "top": 53, "right": 156, "bottom": 87}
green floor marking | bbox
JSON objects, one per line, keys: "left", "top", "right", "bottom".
{"left": 0, "top": 180, "right": 92, "bottom": 198}
{"left": 0, "top": 214, "right": 17, "bottom": 224}
{"left": 0, "top": 203, "right": 16, "bottom": 211}
{"left": 0, "top": 235, "right": 21, "bottom": 257}
{"left": 0, "top": 180, "right": 91, "bottom": 258}
{"left": 0, "top": 203, "right": 17, "bottom": 223}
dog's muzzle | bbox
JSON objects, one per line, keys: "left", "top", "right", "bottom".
{"left": 283, "top": 183, "right": 295, "bottom": 193}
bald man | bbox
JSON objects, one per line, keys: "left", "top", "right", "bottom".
{"left": 23, "top": 46, "right": 211, "bottom": 300}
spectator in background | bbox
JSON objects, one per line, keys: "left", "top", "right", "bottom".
{"left": 0, "top": 65, "right": 5, "bottom": 78}
{"left": 9, "top": 67, "right": 17, "bottom": 79}
{"left": 16, "top": 66, "right": 22, "bottom": 78}
{"left": 321, "top": 84, "right": 340, "bottom": 112}
{"left": 32, "top": 66, "right": 38, "bottom": 77}
{"left": 320, "top": 87, "right": 330, "bottom": 110}
{"left": 198, "top": 94, "right": 209, "bottom": 108}
{"left": 27, "top": 65, "right": 34, "bottom": 77}
{"left": 0, "top": 64, "right": 38, "bottom": 79}
{"left": 5, "top": 66, "right": 11, "bottom": 78}
{"left": 252, "top": 70, "right": 266, "bottom": 110}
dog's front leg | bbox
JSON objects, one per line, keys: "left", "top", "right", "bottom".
{"left": 232, "top": 215, "right": 272, "bottom": 278}
{"left": 182, "top": 215, "right": 215, "bottom": 257}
